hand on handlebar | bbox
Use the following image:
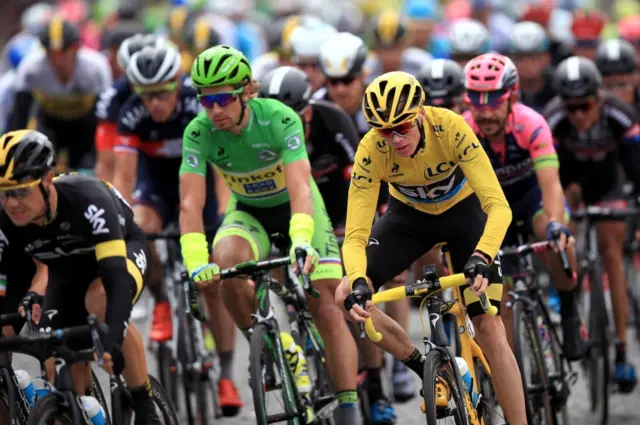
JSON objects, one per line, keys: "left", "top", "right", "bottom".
{"left": 190, "top": 263, "right": 221, "bottom": 287}
{"left": 343, "top": 278, "right": 373, "bottom": 324}
{"left": 546, "top": 220, "right": 574, "bottom": 252}
{"left": 464, "top": 253, "right": 493, "bottom": 296}
{"left": 18, "top": 291, "right": 44, "bottom": 325}
{"left": 289, "top": 241, "right": 319, "bottom": 274}
{"left": 96, "top": 345, "right": 125, "bottom": 376}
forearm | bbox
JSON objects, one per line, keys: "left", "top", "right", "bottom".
{"left": 289, "top": 180, "right": 313, "bottom": 216}
{"left": 542, "top": 180, "right": 566, "bottom": 223}
{"left": 28, "top": 261, "right": 47, "bottom": 295}
{"left": 99, "top": 259, "right": 135, "bottom": 347}
{"left": 179, "top": 201, "right": 205, "bottom": 235}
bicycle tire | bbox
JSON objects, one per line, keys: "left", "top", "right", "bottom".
{"left": 0, "top": 369, "right": 29, "bottom": 425}
{"left": 543, "top": 309, "right": 570, "bottom": 425}
{"left": 90, "top": 368, "right": 112, "bottom": 425}
{"left": 26, "top": 394, "right": 73, "bottom": 425}
{"left": 422, "top": 349, "right": 469, "bottom": 425}
{"left": 177, "top": 305, "right": 196, "bottom": 425}
{"left": 249, "top": 323, "right": 301, "bottom": 425}
{"left": 474, "top": 359, "right": 498, "bottom": 425}
{"left": 304, "top": 331, "right": 337, "bottom": 425}
{"left": 156, "top": 343, "right": 178, "bottom": 410}
{"left": 148, "top": 374, "right": 180, "bottom": 425}
{"left": 512, "top": 300, "right": 554, "bottom": 425}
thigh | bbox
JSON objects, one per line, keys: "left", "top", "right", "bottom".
{"left": 309, "top": 186, "right": 343, "bottom": 282}
{"left": 212, "top": 195, "right": 271, "bottom": 261}
{"left": 366, "top": 200, "right": 437, "bottom": 291}
{"left": 132, "top": 161, "right": 172, "bottom": 228}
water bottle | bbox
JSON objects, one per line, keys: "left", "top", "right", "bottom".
{"left": 80, "top": 395, "right": 106, "bottom": 425}
{"left": 455, "top": 357, "right": 479, "bottom": 407}
{"left": 15, "top": 369, "right": 35, "bottom": 407}
{"left": 280, "top": 332, "right": 311, "bottom": 394}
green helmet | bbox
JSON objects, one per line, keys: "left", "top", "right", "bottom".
{"left": 190, "top": 45, "right": 252, "bottom": 88}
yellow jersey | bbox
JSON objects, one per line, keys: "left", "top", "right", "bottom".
{"left": 342, "top": 106, "right": 512, "bottom": 283}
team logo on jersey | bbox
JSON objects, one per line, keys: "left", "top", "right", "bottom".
{"left": 259, "top": 150, "right": 277, "bottom": 162}
{"left": 375, "top": 140, "right": 390, "bottom": 153}
{"left": 286, "top": 135, "right": 301, "bottom": 150}
{"left": 84, "top": 205, "right": 109, "bottom": 235}
{"left": 60, "top": 221, "right": 70, "bottom": 231}
{"left": 185, "top": 154, "right": 199, "bottom": 168}
{"left": 218, "top": 161, "right": 287, "bottom": 198}
{"left": 394, "top": 167, "right": 466, "bottom": 203}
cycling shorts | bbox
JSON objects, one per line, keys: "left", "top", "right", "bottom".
{"left": 38, "top": 235, "right": 150, "bottom": 350}
{"left": 364, "top": 194, "right": 503, "bottom": 319}
{"left": 503, "top": 186, "right": 571, "bottom": 246}
{"left": 133, "top": 155, "right": 221, "bottom": 230}
{"left": 212, "top": 187, "right": 343, "bottom": 282}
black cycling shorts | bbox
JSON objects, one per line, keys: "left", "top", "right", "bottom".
{"left": 38, "top": 236, "right": 150, "bottom": 349}
{"left": 365, "top": 194, "right": 503, "bottom": 319}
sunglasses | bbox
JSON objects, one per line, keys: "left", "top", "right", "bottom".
{"left": 465, "top": 90, "right": 510, "bottom": 111}
{"left": 563, "top": 98, "right": 596, "bottom": 113}
{"left": 375, "top": 119, "right": 416, "bottom": 139}
{"left": 327, "top": 75, "right": 357, "bottom": 86}
{"left": 0, "top": 179, "right": 41, "bottom": 201}
{"left": 197, "top": 87, "right": 244, "bottom": 109}
{"left": 134, "top": 81, "right": 178, "bottom": 101}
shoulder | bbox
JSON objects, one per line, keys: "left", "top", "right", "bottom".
{"left": 178, "top": 85, "right": 200, "bottom": 114}
{"left": 55, "top": 173, "right": 112, "bottom": 205}
{"left": 602, "top": 93, "right": 638, "bottom": 128}
{"left": 426, "top": 106, "right": 468, "bottom": 134}
{"left": 311, "top": 100, "right": 352, "bottom": 126}
{"left": 77, "top": 47, "right": 110, "bottom": 69}
{"left": 183, "top": 111, "right": 212, "bottom": 142}
{"left": 116, "top": 95, "right": 147, "bottom": 133}
{"left": 542, "top": 96, "right": 567, "bottom": 130}
{"left": 513, "top": 103, "right": 550, "bottom": 134}
{"left": 97, "top": 77, "right": 131, "bottom": 121}
{"left": 15, "top": 49, "right": 45, "bottom": 77}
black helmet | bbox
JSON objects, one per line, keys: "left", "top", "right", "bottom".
{"left": 595, "top": 39, "right": 638, "bottom": 76}
{"left": 127, "top": 45, "right": 182, "bottom": 86}
{"left": 38, "top": 16, "right": 80, "bottom": 52}
{"left": 258, "top": 66, "right": 311, "bottom": 114}
{"left": 183, "top": 16, "right": 221, "bottom": 54}
{"left": 553, "top": 56, "right": 601, "bottom": 98}
{"left": 418, "top": 59, "right": 465, "bottom": 106}
{"left": 0, "top": 130, "right": 54, "bottom": 187}
{"left": 100, "top": 21, "right": 146, "bottom": 50}
{"left": 117, "top": 0, "right": 141, "bottom": 20}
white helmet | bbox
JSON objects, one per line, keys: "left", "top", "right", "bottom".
{"left": 322, "top": 1, "right": 364, "bottom": 34}
{"left": 117, "top": 34, "right": 169, "bottom": 73}
{"left": 548, "top": 9, "right": 574, "bottom": 45}
{"left": 207, "top": 0, "right": 254, "bottom": 18}
{"left": 448, "top": 18, "right": 490, "bottom": 55}
{"left": 21, "top": 3, "right": 54, "bottom": 35}
{"left": 319, "top": 32, "right": 368, "bottom": 78}
{"left": 510, "top": 21, "right": 549, "bottom": 53}
{"left": 290, "top": 25, "right": 337, "bottom": 59}
{"left": 127, "top": 44, "right": 182, "bottom": 86}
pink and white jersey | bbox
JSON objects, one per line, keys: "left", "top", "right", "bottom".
{"left": 463, "top": 103, "right": 559, "bottom": 202}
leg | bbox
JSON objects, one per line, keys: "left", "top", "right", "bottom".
{"left": 132, "top": 205, "right": 171, "bottom": 342}
{"left": 94, "top": 149, "right": 115, "bottom": 182}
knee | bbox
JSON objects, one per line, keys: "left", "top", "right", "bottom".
{"left": 212, "top": 236, "right": 253, "bottom": 269}
{"left": 308, "top": 282, "right": 342, "bottom": 323}
{"left": 84, "top": 280, "right": 107, "bottom": 322}
{"left": 473, "top": 315, "right": 507, "bottom": 347}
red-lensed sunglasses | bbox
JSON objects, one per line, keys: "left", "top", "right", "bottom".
{"left": 375, "top": 119, "right": 416, "bottom": 139}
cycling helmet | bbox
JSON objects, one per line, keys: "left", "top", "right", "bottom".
{"left": 418, "top": 59, "right": 465, "bottom": 105}
{"left": 319, "top": 32, "right": 368, "bottom": 78}
{"left": 258, "top": 66, "right": 311, "bottom": 114}
{"left": 0, "top": 130, "right": 54, "bottom": 187}
{"left": 404, "top": 0, "right": 439, "bottom": 21}
{"left": 117, "top": 0, "right": 141, "bottom": 20}
{"left": 464, "top": 53, "right": 519, "bottom": 92}
{"left": 100, "top": 21, "right": 146, "bottom": 51}
{"left": 362, "top": 71, "right": 425, "bottom": 128}
{"left": 183, "top": 16, "right": 221, "bottom": 54}
{"left": 520, "top": 5, "right": 551, "bottom": 27}
{"left": 190, "top": 45, "right": 252, "bottom": 88}
{"left": 571, "top": 9, "right": 607, "bottom": 41}
{"left": 168, "top": 6, "right": 190, "bottom": 40}
{"left": 372, "top": 10, "right": 410, "bottom": 48}
{"left": 127, "top": 45, "right": 182, "bottom": 86}
{"left": 321, "top": 2, "right": 365, "bottom": 35}
{"left": 280, "top": 15, "right": 327, "bottom": 52}
{"left": 117, "top": 34, "right": 165, "bottom": 72}
{"left": 595, "top": 39, "right": 637, "bottom": 76}
{"left": 290, "top": 25, "right": 337, "bottom": 59}
{"left": 21, "top": 3, "right": 54, "bottom": 35}
{"left": 510, "top": 21, "right": 549, "bottom": 53}
{"left": 553, "top": 56, "right": 601, "bottom": 98}
{"left": 618, "top": 15, "right": 640, "bottom": 43}
{"left": 38, "top": 16, "right": 81, "bottom": 52}
{"left": 449, "top": 18, "right": 490, "bottom": 55}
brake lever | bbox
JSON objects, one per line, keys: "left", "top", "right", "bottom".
{"left": 87, "top": 314, "right": 105, "bottom": 366}
{"left": 295, "top": 247, "right": 320, "bottom": 299}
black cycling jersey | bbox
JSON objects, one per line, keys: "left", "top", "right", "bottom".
{"left": 519, "top": 67, "right": 556, "bottom": 113}
{"left": 0, "top": 173, "right": 149, "bottom": 348}
{"left": 307, "top": 100, "right": 359, "bottom": 226}
{"left": 543, "top": 93, "right": 640, "bottom": 204}
{"left": 97, "top": 76, "right": 132, "bottom": 124}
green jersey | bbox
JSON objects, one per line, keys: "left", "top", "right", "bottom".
{"left": 180, "top": 98, "right": 308, "bottom": 208}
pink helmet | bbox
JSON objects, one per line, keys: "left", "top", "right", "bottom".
{"left": 464, "top": 53, "right": 519, "bottom": 92}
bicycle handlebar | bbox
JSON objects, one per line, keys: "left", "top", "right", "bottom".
{"left": 571, "top": 206, "right": 638, "bottom": 222}
{"left": 362, "top": 272, "right": 497, "bottom": 343}
{"left": 499, "top": 240, "right": 574, "bottom": 279}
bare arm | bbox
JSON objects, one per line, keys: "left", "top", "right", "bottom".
{"left": 112, "top": 151, "right": 138, "bottom": 205}
{"left": 536, "top": 166, "right": 565, "bottom": 223}
{"left": 179, "top": 173, "right": 208, "bottom": 235}
{"left": 285, "top": 159, "right": 314, "bottom": 216}
{"left": 29, "top": 259, "right": 48, "bottom": 295}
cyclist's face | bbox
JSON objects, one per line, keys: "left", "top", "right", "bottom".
{"left": 512, "top": 52, "right": 550, "bottom": 81}
{"left": 0, "top": 176, "right": 51, "bottom": 227}
{"left": 375, "top": 46, "right": 402, "bottom": 73}
{"left": 467, "top": 91, "right": 511, "bottom": 138}
{"left": 376, "top": 117, "right": 421, "bottom": 157}
{"left": 412, "top": 21, "right": 433, "bottom": 48}
{"left": 326, "top": 74, "right": 364, "bottom": 115}
{"left": 602, "top": 73, "right": 637, "bottom": 106}
{"left": 563, "top": 96, "right": 600, "bottom": 131}
{"left": 199, "top": 85, "right": 244, "bottom": 130}
{"left": 137, "top": 81, "right": 180, "bottom": 123}
{"left": 294, "top": 57, "right": 325, "bottom": 92}
{"left": 46, "top": 46, "right": 78, "bottom": 81}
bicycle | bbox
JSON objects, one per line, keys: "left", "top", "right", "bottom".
{"left": 189, "top": 244, "right": 338, "bottom": 425}
{"left": 146, "top": 227, "right": 223, "bottom": 424}
{"left": 362, "top": 247, "right": 501, "bottom": 425}
{"left": 499, "top": 238, "right": 578, "bottom": 425}
{"left": 5, "top": 314, "right": 177, "bottom": 425}
{"left": 571, "top": 205, "right": 638, "bottom": 425}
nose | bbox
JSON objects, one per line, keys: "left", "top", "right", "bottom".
{"left": 3, "top": 196, "right": 20, "bottom": 208}
{"left": 211, "top": 102, "right": 224, "bottom": 114}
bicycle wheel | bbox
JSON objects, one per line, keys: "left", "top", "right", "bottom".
{"left": 26, "top": 394, "right": 73, "bottom": 425}
{"left": 156, "top": 342, "right": 178, "bottom": 410}
{"left": 148, "top": 374, "right": 180, "bottom": 425}
{"left": 177, "top": 309, "right": 196, "bottom": 425}
{"left": 90, "top": 368, "right": 112, "bottom": 425}
{"left": 512, "top": 300, "right": 554, "bottom": 425}
{"left": 422, "top": 349, "right": 469, "bottom": 425}
{"left": 304, "top": 331, "right": 337, "bottom": 425}
{"left": 474, "top": 359, "right": 498, "bottom": 425}
{"left": 624, "top": 253, "right": 640, "bottom": 343}
{"left": 249, "top": 323, "right": 301, "bottom": 425}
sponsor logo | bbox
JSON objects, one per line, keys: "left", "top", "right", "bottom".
{"left": 185, "top": 154, "right": 199, "bottom": 168}
{"left": 432, "top": 124, "right": 444, "bottom": 132}
{"left": 219, "top": 162, "right": 286, "bottom": 197}
{"left": 134, "top": 249, "right": 147, "bottom": 275}
{"left": 259, "top": 149, "right": 277, "bottom": 161}
{"left": 391, "top": 163, "right": 400, "bottom": 174}
{"left": 84, "top": 205, "right": 109, "bottom": 235}
{"left": 286, "top": 135, "right": 301, "bottom": 150}
{"left": 376, "top": 140, "right": 390, "bottom": 153}
{"left": 424, "top": 161, "right": 456, "bottom": 179}
{"left": 351, "top": 172, "right": 373, "bottom": 189}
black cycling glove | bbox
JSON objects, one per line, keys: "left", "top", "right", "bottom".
{"left": 463, "top": 255, "right": 492, "bottom": 281}
{"left": 546, "top": 220, "right": 572, "bottom": 244}
{"left": 344, "top": 277, "right": 372, "bottom": 312}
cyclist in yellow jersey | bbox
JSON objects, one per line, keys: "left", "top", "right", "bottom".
{"left": 336, "top": 71, "right": 528, "bottom": 425}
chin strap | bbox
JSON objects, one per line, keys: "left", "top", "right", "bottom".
{"left": 37, "top": 182, "right": 53, "bottom": 224}
{"left": 236, "top": 98, "right": 247, "bottom": 127}
{"left": 410, "top": 120, "right": 426, "bottom": 158}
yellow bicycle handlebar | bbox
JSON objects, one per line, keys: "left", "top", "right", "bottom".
{"left": 363, "top": 273, "right": 497, "bottom": 342}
